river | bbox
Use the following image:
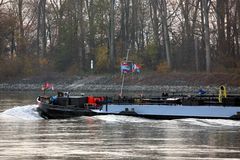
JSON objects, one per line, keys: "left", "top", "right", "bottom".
{"left": 0, "top": 91, "right": 240, "bottom": 160}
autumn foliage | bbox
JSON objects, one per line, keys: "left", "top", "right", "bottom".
{"left": 0, "top": 0, "right": 240, "bottom": 80}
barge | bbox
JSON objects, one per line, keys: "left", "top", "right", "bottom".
{"left": 37, "top": 90, "right": 240, "bottom": 120}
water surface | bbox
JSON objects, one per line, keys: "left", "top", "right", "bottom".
{"left": 0, "top": 91, "right": 240, "bottom": 160}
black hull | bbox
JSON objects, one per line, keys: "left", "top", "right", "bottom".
{"left": 37, "top": 101, "right": 240, "bottom": 120}
{"left": 37, "top": 103, "right": 240, "bottom": 120}
{"left": 37, "top": 103, "right": 97, "bottom": 119}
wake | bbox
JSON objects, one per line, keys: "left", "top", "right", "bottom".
{"left": 93, "top": 115, "right": 240, "bottom": 127}
{"left": 94, "top": 115, "right": 154, "bottom": 123}
{"left": 0, "top": 104, "right": 43, "bottom": 120}
{"left": 1, "top": 105, "right": 240, "bottom": 127}
{"left": 177, "top": 118, "right": 240, "bottom": 127}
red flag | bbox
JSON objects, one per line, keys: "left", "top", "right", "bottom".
{"left": 41, "top": 82, "right": 54, "bottom": 90}
{"left": 133, "top": 64, "right": 142, "bottom": 73}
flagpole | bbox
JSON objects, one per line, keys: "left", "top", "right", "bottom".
{"left": 120, "top": 74, "right": 125, "bottom": 97}
{"left": 120, "top": 49, "right": 130, "bottom": 97}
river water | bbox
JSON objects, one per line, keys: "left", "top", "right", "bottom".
{"left": 0, "top": 91, "right": 240, "bottom": 160}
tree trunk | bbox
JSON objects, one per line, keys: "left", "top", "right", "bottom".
{"left": 78, "top": 0, "right": 86, "bottom": 71}
{"left": 194, "top": 37, "right": 199, "bottom": 72}
{"left": 109, "top": 0, "right": 115, "bottom": 70}
{"left": 18, "top": 0, "right": 25, "bottom": 56}
{"left": 238, "top": 0, "right": 240, "bottom": 55}
{"left": 10, "top": 29, "right": 15, "bottom": 60}
{"left": 37, "top": 0, "right": 47, "bottom": 57}
{"left": 236, "top": 0, "right": 240, "bottom": 55}
{"left": 161, "top": 0, "right": 171, "bottom": 68}
{"left": 191, "top": 0, "right": 200, "bottom": 35}
{"left": 37, "top": 1, "right": 41, "bottom": 57}
{"left": 139, "top": 4, "right": 145, "bottom": 51}
{"left": 216, "top": 0, "right": 226, "bottom": 56}
{"left": 86, "top": 0, "right": 95, "bottom": 62}
{"left": 130, "top": 0, "right": 137, "bottom": 51}
{"left": 202, "top": 0, "right": 211, "bottom": 72}
{"left": 150, "top": 0, "right": 162, "bottom": 58}
{"left": 42, "top": 0, "right": 47, "bottom": 56}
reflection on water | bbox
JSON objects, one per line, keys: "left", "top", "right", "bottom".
{"left": 0, "top": 91, "right": 240, "bottom": 159}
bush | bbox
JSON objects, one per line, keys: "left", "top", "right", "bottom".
{"left": 0, "top": 55, "right": 54, "bottom": 80}
{"left": 66, "top": 63, "right": 80, "bottom": 75}
{"left": 95, "top": 45, "right": 108, "bottom": 72}
{"left": 22, "top": 56, "right": 39, "bottom": 76}
{"left": 0, "top": 59, "right": 22, "bottom": 80}
{"left": 156, "top": 61, "right": 170, "bottom": 73}
{"left": 213, "top": 55, "right": 238, "bottom": 73}
{"left": 142, "top": 44, "right": 159, "bottom": 69}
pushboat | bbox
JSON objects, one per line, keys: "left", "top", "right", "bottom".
{"left": 37, "top": 88, "right": 240, "bottom": 120}
{"left": 37, "top": 92, "right": 102, "bottom": 119}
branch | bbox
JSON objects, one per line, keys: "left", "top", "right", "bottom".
{"left": 0, "top": 0, "right": 11, "bottom": 7}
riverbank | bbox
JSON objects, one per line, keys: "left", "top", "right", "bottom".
{"left": 0, "top": 72, "right": 239, "bottom": 94}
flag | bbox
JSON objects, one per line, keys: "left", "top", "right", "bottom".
{"left": 120, "top": 62, "right": 132, "bottom": 73}
{"left": 120, "top": 61, "right": 142, "bottom": 73}
{"left": 133, "top": 64, "right": 142, "bottom": 73}
{"left": 42, "top": 82, "right": 54, "bottom": 91}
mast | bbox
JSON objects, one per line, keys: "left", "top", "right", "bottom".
{"left": 120, "top": 49, "right": 130, "bottom": 97}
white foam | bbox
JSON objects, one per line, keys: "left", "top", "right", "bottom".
{"left": 178, "top": 118, "right": 240, "bottom": 127}
{"left": 93, "top": 115, "right": 155, "bottom": 123}
{"left": 93, "top": 115, "right": 240, "bottom": 128}
{"left": 0, "top": 104, "right": 43, "bottom": 121}
{"left": 200, "top": 119, "right": 240, "bottom": 127}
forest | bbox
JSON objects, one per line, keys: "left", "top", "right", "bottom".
{"left": 0, "top": 0, "right": 240, "bottom": 79}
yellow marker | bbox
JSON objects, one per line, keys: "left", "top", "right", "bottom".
{"left": 218, "top": 85, "right": 227, "bottom": 103}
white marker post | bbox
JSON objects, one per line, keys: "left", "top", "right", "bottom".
{"left": 90, "top": 60, "right": 93, "bottom": 72}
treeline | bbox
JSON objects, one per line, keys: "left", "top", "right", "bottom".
{"left": 0, "top": 0, "right": 240, "bottom": 78}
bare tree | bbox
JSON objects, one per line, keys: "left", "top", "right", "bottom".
{"left": 216, "top": 0, "right": 225, "bottom": 56}
{"left": 109, "top": 0, "right": 115, "bottom": 70}
{"left": 17, "top": 0, "right": 25, "bottom": 56}
{"left": 202, "top": 0, "right": 211, "bottom": 72}
{"left": 77, "top": 0, "right": 86, "bottom": 71}
{"left": 37, "top": 0, "right": 47, "bottom": 57}
{"left": 161, "top": 0, "right": 171, "bottom": 68}
{"left": 86, "top": 0, "right": 96, "bottom": 62}
{"left": 150, "top": 0, "right": 162, "bottom": 58}
{"left": 119, "top": 0, "right": 130, "bottom": 56}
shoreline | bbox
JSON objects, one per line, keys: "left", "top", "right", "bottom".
{"left": 0, "top": 83, "right": 239, "bottom": 95}
{"left": 0, "top": 72, "right": 239, "bottom": 94}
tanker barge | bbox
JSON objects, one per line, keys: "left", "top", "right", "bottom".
{"left": 37, "top": 88, "right": 240, "bottom": 120}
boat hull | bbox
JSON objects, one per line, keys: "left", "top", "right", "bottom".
{"left": 92, "top": 104, "right": 240, "bottom": 120}
{"left": 37, "top": 103, "right": 97, "bottom": 119}
{"left": 37, "top": 100, "right": 240, "bottom": 120}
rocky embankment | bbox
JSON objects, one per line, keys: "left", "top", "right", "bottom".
{"left": 0, "top": 72, "right": 239, "bottom": 94}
